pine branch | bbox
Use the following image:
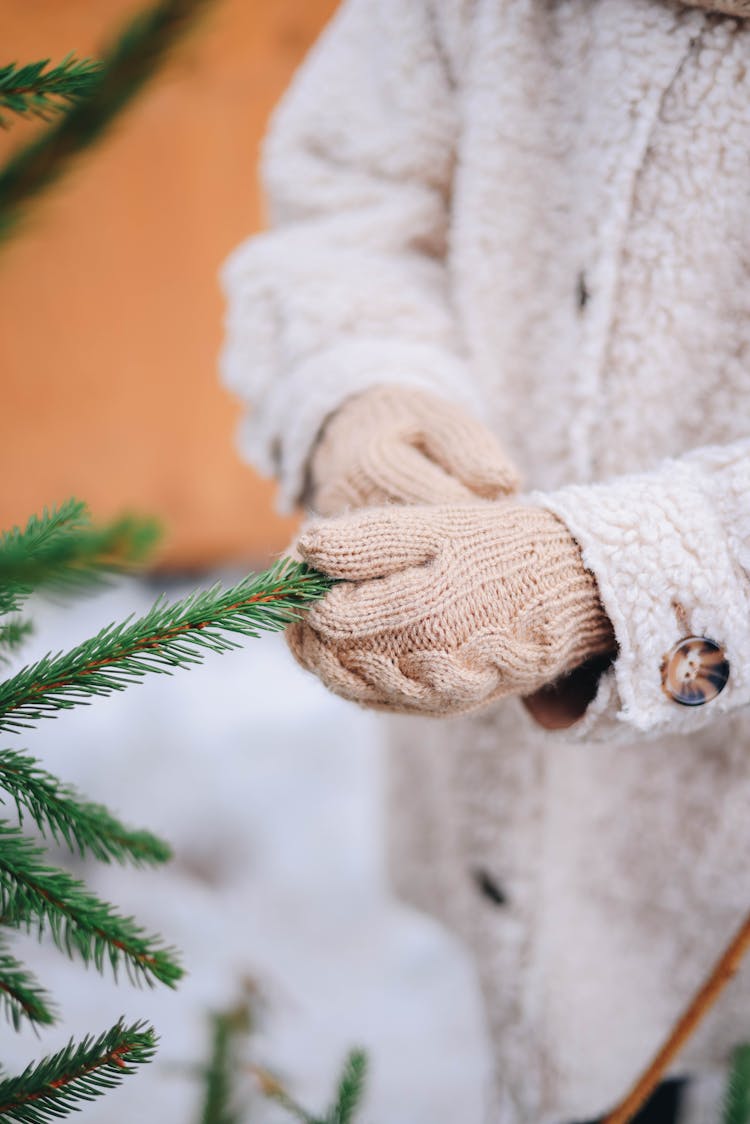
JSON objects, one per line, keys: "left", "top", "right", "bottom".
{"left": 0, "top": 501, "right": 87, "bottom": 618}
{"left": 326, "top": 1051, "right": 367, "bottom": 1124}
{"left": 724, "top": 1044, "right": 750, "bottom": 1124}
{"left": 200, "top": 1013, "right": 236, "bottom": 1124}
{"left": 199, "top": 1000, "right": 252, "bottom": 1124}
{"left": 0, "top": 0, "right": 215, "bottom": 242}
{"left": 0, "top": 499, "right": 159, "bottom": 616}
{"left": 0, "top": 749, "right": 171, "bottom": 866}
{"left": 253, "top": 1069, "right": 315, "bottom": 1124}
{"left": 0, "top": 822, "right": 181, "bottom": 988}
{"left": 254, "top": 1051, "right": 368, "bottom": 1124}
{"left": 0, "top": 57, "right": 103, "bottom": 129}
{"left": 0, "top": 940, "right": 54, "bottom": 1031}
{"left": 0, "top": 559, "right": 333, "bottom": 733}
{"left": 0, "top": 1018, "right": 156, "bottom": 1121}
{"left": 0, "top": 622, "right": 33, "bottom": 660}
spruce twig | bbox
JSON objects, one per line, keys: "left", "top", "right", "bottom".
{"left": 0, "top": 622, "right": 33, "bottom": 660}
{"left": 327, "top": 1051, "right": 367, "bottom": 1124}
{"left": 0, "top": 822, "right": 181, "bottom": 987}
{"left": 199, "top": 999, "right": 252, "bottom": 1124}
{"left": 254, "top": 1050, "right": 368, "bottom": 1124}
{"left": 724, "top": 1045, "right": 750, "bottom": 1124}
{"left": 0, "top": 58, "right": 103, "bottom": 129}
{"left": 0, "top": 559, "right": 333, "bottom": 733}
{"left": 253, "top": 1068, "right": 314, "bottom": 1124}
{"left": 0, "top": 499, "right": 159, "bottom": 616}
{"left": 0, "top": 941, "right": 54, "bottom": 1031}
{"left": 0, "top": 0, "right": 215, "bottom": 242}
{"left": 200, "top": 1013, "right": 237, "bottom": 1124}
{"left": 0, "top": 1019, "right": 156, "bottom": 1121}
{"left": 0, "top": 749, "right": 171, "bottom": 866}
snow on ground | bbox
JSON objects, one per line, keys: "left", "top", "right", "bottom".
{"left": 1, "top": 574, "right": 493, "bottom": 1122}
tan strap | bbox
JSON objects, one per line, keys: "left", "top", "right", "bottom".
{"left": 603, "top": 907, "right": 750, "bottom": 1123}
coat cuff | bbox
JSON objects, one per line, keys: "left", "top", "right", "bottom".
{"left": 528, "top": 453, "right": 750, "bottom": 737}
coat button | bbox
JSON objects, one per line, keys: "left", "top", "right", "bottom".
{"left": 661, "top": 637, "right": 729, "bottom": 706}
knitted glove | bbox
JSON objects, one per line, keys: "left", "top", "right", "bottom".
{"left": 288, "top": 503, "right": 616, "bottom": 716}
{"left": 306, "top": 385, "right": 520, "bottom": 515}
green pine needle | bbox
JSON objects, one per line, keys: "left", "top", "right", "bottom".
{"left": 0, "top": 0, "right": 215, "bottom": 242}
{"left": 0, "top": 1018, "right": 156, "bottom": 1121}
{"left": 0, "top": 622, "right": 33, "bottom": 659}
{"left": 199, "top": 1000, "right": 253, "bottom": 1124}
{"left": 0, "top": 822, "right": 181, "bottom": 988}
{"left": 0, "top": 57, "right": 103, "bottom": 129}
{"left": 0, "top": 499, "right": 160, "bottom": 617}
{"left": 256, "top": 1050, "right": 368, "bottom": 1124}
{"left": 724, "top": 1044, "right": 750, "bottom": 1124}
{"left": 0, "top": 749, "right": 171, "bottom": 866}
{"left": 199, "top": 1014, "right": 237, "bottom": 1124}
{"left": 256, "top": 1073, "right": 315, "bottom": 1124}
{"left": 0, "top": 941, "right": 54, "bottom": 1031}
{"left": 326, "top": 1051, "right": 367, "bottom": 1124}
{"left": 0, "top": 559, "right": 333, "bottom": 733}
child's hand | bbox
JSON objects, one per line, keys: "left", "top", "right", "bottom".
{"left": 287, "top": 504, "right": 616, "bottom": 716}
{"left": 306, "top": 386, "right": 519, "bottom": 516}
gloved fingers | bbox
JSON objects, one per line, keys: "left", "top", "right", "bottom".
{"left": 312, "top": 439, "right": 481, "bottom": 516}
{"left": 304, "top": 565, "right": 442, "bottom": 639}
{"left": 363, "top": 438, "right": 487, "bottom": 505}
{"left": 296, "top": 506, "right": 442, "bottom": 580}
{"left": 413, "top": 400, "right": 521, "bottom": 498}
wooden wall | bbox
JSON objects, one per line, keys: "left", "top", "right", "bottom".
{"left": 0, "top": 0, "right": 339, "bottom": 567}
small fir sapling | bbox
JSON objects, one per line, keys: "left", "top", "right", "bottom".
{"left": 198, "top": 988, "right": 369, "bottom": 1124}
{"left": 0, "top": 498, "right": 331, "bottom": 1120}
{"left": 0, "top": 3, "right": 336, "bottom": 1116}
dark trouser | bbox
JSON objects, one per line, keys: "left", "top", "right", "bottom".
{"left": 569, "top": 1078, "right": 686, "bottom": 1124}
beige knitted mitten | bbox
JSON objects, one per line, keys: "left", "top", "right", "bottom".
{"left": 288, "top": 503, "right": 616, "bottom": 716}
{"left": 306, "top": 385, "right": 520, "bottom": 516}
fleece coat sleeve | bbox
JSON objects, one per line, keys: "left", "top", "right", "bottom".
{"left": 531, "top": 438, "right": 750, "bottom": 738}
{"left": 219, "top": 0, "right": 483, "bottom": 511}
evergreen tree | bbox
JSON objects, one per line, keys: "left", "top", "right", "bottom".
{"left": 0, "top": 0, "right": 215, "bottom": 242}
{"left": 198, "top": 990, "right": 368, "bottom": 1124}
{"left": 0, "top": 3, "right": 335, "bottom": 1117}
{"left": 0, "top": 500, "right": 330, "bottom": 1119}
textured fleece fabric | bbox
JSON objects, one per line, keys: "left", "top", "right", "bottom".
{"left": 220, "top": 1, "right": 750, "bottom": 1120}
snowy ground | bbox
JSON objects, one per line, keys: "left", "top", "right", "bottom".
{"left": 2, "top": 574, "right": 493, "bottom": 1123}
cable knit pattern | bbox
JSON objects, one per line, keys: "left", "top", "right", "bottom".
{"left": 221, "top": 1, "right": 750, "bottom": 1119}
{"left": 289, "top": 504, "right": 615, "bottom": 716}
{"left": 308, "top": 385, "right": 520, "bottom": 515}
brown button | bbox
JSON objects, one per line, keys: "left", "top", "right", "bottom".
{"left": 661, "top": 637, "right": 729, "bottom": 706}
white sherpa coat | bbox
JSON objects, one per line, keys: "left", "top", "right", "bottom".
{"left": 220, "top": 2, "right": 750, "bottom": 1119}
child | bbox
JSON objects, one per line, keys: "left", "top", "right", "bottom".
{"left": 220, "top": 2, "right": 750, "bottom": 1120}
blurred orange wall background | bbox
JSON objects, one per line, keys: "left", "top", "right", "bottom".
{"left": 0, "top": 0, "right": 339, "bottom": 567}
